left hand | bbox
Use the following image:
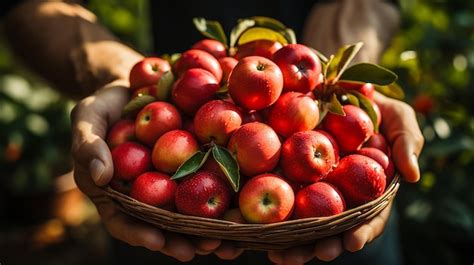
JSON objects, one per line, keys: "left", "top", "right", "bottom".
{"left": 268, "top": 93, "right": 424, "bottom": 264}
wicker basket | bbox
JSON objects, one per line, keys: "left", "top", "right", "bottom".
{"left": 104, "top": 175, "right": 400, "bottom": 251}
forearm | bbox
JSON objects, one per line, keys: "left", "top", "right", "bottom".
{"left": 302, "top": 0, "right": 400, "bottom": 63}
{"left": 4, "top": 1, "right": 143, "bottom": 99}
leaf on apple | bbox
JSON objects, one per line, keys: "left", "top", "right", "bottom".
{"left": 155, "top": 71, "right": 175, "bottom": 101}
{"left": 193, "top": 17, "right": 228, "bottom": 47}
{"left": 326, "top": 93, "right": 345, "bottom": 116}
{"left": 326, "top": 42, "right": 364, "bottom": 82}
{"left": 211, "top": 145, "right": 240, "bottom": 192}
{"left": 340, "top": 63, "right": 398, "bottom": 86}
{"left": 350, "top": 91, "right": 379, "bottom": 133}
{"left": 345, "top": 93, "right": 360, "bottom": 107}
{"left": 122, "top": 95, "right": 156, "bottom": 117}
{"left": 375, "top": 83, "right": 405, "bottom": 100}
{"left": 230, "top": 19, "right": 255, "bottom": 48}
{"left": 171, "top": 150, "right": 211, "bottom": 180}
{"left": 237, "top": 27, "right": 288, "bottom": 46}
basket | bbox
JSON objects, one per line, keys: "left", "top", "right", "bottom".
{"left": 103, "top": 175, "right": 400, "bottom": 251}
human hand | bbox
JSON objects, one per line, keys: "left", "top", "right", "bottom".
{"left": 268, "top": 93, "right": 424, "bottom": 264}
{"left": 71, "top": 81, "right": 232, "bottom": 261}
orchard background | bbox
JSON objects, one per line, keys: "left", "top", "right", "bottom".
{"left": 0, "top": 0, "right": 473, "bottom": 264}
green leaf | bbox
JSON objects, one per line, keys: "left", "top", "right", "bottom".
{"left": 212, "top": 145, "right": 240, "bottom": 192}
{"left": 345, "top": 93, "right": 360, "bottom": 107}
{"left": 350, "top": 91, "right": 379, "bottom": 133}
{"left": 122, "top": 95, "right": 155, "bottom": 116}
{"left": 171, "top": 150, "right": 211, "bottom": 180}
{"left": 282, "top": 28, "right": 297, "bottom": 44}
{"left": 375, "top": 83, "right": 405, "bottom": 100}
{"left": 327, "top": 42, "right": 363, "bottom": 81}
{"left": 193, "top": 17, "right": 228, "bottom": 47}
{"left": 155, "top": 71, "right": 175, "bottom": 101}
{"left": 251, "top": 16, "right": 287, "bottom": 31}
{"left": 230, "top": 19, "right": 255, "bottom": 48}
{"left": 323, "top": 55, "right": 335, "bottom": 80}
{"left": 340, "top": 63, "right": 398, "bottom": 86}
{"left": 327, "top": 93, "right": 345, "bottom": 116}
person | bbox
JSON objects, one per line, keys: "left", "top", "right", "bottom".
{"left": 2, "top": 0, "right": 424, "bottom": 264}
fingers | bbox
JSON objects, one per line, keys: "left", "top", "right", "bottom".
{"left": 194, "top": 238, "right": 221, "bottom": 255}
{"left": 343, "top": 201, "right": 393, "bottom": 252}
{"left": 391, "top": 133, "right": 423, "bottom": 182}
{"left": 214, "top": 241, "right": 244, "bottom": 260}
{"left": 160, "top": 233, "right": 196, "bottom": 262}
{"left": 268, "top": 245, "right": 314, "bottom": 265}
{"left": 314, "top": 236, "right": 344, "bottom": 262}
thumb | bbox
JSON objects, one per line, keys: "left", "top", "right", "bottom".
{"left": 391, "top": 132, "right": 422, "bottom": 183}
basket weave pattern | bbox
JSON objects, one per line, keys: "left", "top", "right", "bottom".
{"left": 104, "top": 175, "right": 400, "bottom": 251}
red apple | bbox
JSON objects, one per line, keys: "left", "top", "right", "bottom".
{"left": 201, "top": 157, "right": 225, "bottom": 179}
{"left": 192, "top": 39, "right": 227, "bottom": 59}
{"left": 172, "top": 68, "right": 220, "bottom": 115}
{"left": 228, "top": 56, "right": 283, "bottom": 110}
{"left": 267, "top": 92, "right": 319, "bottom": 137}
{"left": 412, "top": 94, "right": 435, "bottom": 115}
{"left": 107, "top": 119, "right": 136, "bottom": 149}
{"left": 363, "top": 133, "right": 391, "bottom": 156}
{"left": 175, "top": 171, "right": 231, "bottom": 218}
{"left": 130, "top": 172, "right": 177, "bottom": 210}
{"left": 131, "top": 85, "right": 158, "bottom": 99}
{"left": 135, "top": 101, "right": 182, "bottom": 146}
{"left": 193, "top": 100, "right": 243, "bottom": 146}
{"left": 322, "top": 105, "right": 374, "bottom": 154}
{"left": 272, "top": 44, "right": 321, "bottom": 93}
{"left": 152, "top": 130, "right": 199, "bottom": 174}
{"left": 228, "top": 122, "right": 281, "bottom": 176}
{"left": 222, "top": 208, "right": 246, "bottom": 223}
{"left": 239, "top": 173, "right": 294, "bottom": 224}
{"left": 294, "top": 182, "right": 346, "bottom": 218}
{"left": 338, "top": 81, "right": 375, "bottom": 100}
{"left": 326, "top": 154, "right": 386, "bottom": 208}
{"left": 173, "top": 49, "right": 223, "bottom": 82}
{"left": 129, "top": 57, "right": 171, "bottom": 90}
{"left": 112, "top": 142, "right": 152, "bottom": 181}
{"left": 218, "top": 57, "right": 238, "bottom": 83}
{"left": 357, "top": 147, "right": 395, "bottom": 185}
{"left": 281, "top": 131, "right": 337, "bottom": 183}
{"left": 316, "top": 130, "right": 340, "bottom": 163}
{"left": 234, "top": 40, "right": 283, "bottom": 60}
{"left": 242, "top": 110, "right": 264, "bottom": 124}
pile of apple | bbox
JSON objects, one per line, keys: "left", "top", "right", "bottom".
{"left": 107, "top": 17, "right": 400, "bottom": 224}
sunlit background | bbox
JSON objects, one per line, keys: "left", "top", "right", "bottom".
{"left": 0, "top": 0, "right": 473, "bottom": 264}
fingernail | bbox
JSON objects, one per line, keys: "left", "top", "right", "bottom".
{"left": 410, "top": 153, "right": 421, "bottom": 182}
{"left": 90, "top": 159, "right": 105, "bottom": 184}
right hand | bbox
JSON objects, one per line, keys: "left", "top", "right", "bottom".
{"left": 71, "top": 81, "right": 236, "bottom": 261}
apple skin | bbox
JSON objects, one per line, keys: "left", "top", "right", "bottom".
{"left": 338, "top": 82, "right": 375, "bottom": 100}
{"left": 234, "top": 40, "right": 283, "bottom": 60}
{"left": 218, "top": 57, "right": 238, "bottom": 84}
{"left": 135, "top": 101, "right": 182, "bottom": 146}
{"left": 326, "top": 154, "right": 386, "bottom": 208}
{"left": 193, "top": 100, "right": 243, "bottom": 146}
{"left": 228, "top": 122, "right": 281, "bottom": 176}
{"left": 242, "top": 110, "right": 264, "bottom": 124}
{"left": 372, "top": 101, "right": 382, "bottom": 127}
{"left": 201, "top": 157, "right": 226, "bottom": 179}
{"left": 363, "top": 133, "right": 391, "bottom": 156}
{"left": 173, "top": 49, "right": 223, "bottom": 82}
{"left": 192, "top": 39, "right": 227, "bottom": 59}
{"left": 106, "top": 119, "right": 136, "bottom": 149}
{"left": 272, "top": 44, "right": 322, "bottom": 93}
{"left": 111, "top": 142, "right": 152, "bottom": 181}
{"left": 316, "top": 130, "right": 340, "bottom": 164}
{"left": 175, "top": 171, "right": 231, "bottom": 218}
{"left": 412, "top": 94, "right": 435, "bottom": 115}
{"left": 294, "top": 182, "right": 346, "bottom": 219}
{"left": 172, "top": 68, "right": 220, "bottom": 115}
{"left": 357, "top": 147, "right": 395, "bottom": 185}
{"left": 228, "top": 56, "right": 283, "bottom": 111}
{"left": 222, "top": 208, "right": 246, "bottom": 223}
{"left": 131, "top": 85, "right": 158, "bottom": 99}
{"left": 152, "top": 130, "right": 199, "bottom": 174}
{"left": 322, "top": 105, "right": 374, "bottom": 154}
{"left": 239, "top": 173, "right": 295, "bottom": 224}
{"left": 281, "top": 130, "right": 337, "bottom": 183}
{"left": 267, "top": 92, "right": 319, "bottom": 138}
{"left": 130, "top": 172, "right": 177, "bottom": 210}
{"left": 129, "top": 57, "right": 171, "bottom": 90}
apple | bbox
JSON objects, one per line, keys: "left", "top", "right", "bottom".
{"left": 135, "top": 101, "right": 182, "bottom": 146}
{"left": 272, "top": 44, "right": 321, "bottom": 93}
{"left": 281, "top": 130, "right": 337, "bottom": 183}
{"left": 228, "top": 122, "right": 281, "bottom": 176}
{"left": 218, "top": 57, "right": 238, "bottom": 83}
{"left": 193, "top": 100, "right": 242, "bottom": 146}
{"left": 234, "top": 40, "right": 283, "bottom": 60}
{"left": 316, "top": 129, "right": 340, "bottom": 163}
{"left": 129, "top": 57, "right": 171, "bottom": 90}
{"left": 322, "top": 105, "right": 374, "bottom": 154}
{"left": 242, "top": 110, "right": 264, "bottom": 124}
{"left": 131, "top": 85, "right": 157, "bottom": 99}
{"left": 363, "top": 133, "right": 391, "bottom": 156}
{"left": 412, "top": 94, "right": 435, "bottom": 115}
{"left": 267, "top": 92, "right": 319, "bottom": 137}
{"left": 106, "top": 119, "right": 136, "bottom": 149}
{"left": 222, "top": 208, "right": 246, "bottom": 223}
{"left": 357, "top": 147, "right": 395, "bottom": 185}
{"left": 173, "top": 49, "right": 223, "bottom": 82}
{"left": 130, "top": 172, "right": 177, "bottom": 210}
{"left": 326, "top": 154, "right": 386, "bottom": 208}
{"left": 192, "top": 39, "right": 227, "bottom": 59}
{"left": 338, "top": 81, "right": 375, "bottom": 100}
{"left": 239, "top": 173, "right": 294, "bottom": 224}
{"left": 228, "top": 56, "right": 283, "bottom": 110}
{"left": 175, "top": 171, "right": 231, "bottom": 218}
{"left": 201, "top": 157, "right": 225, "bottom": 179}
{"left": 152, "top": 130, "right": 199, "bottom": 174}
{"left": 111, "top": 142, "right": 152, "bottom": 181}
{"left": 172, "top": 68, "right": 220, "bottom": 115}
{"left": 294, "top": 182, "right": 346, "bottom": 218}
